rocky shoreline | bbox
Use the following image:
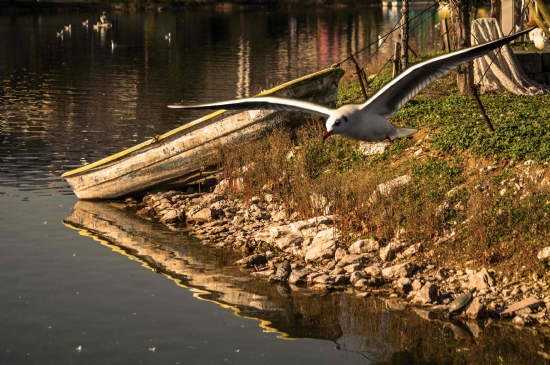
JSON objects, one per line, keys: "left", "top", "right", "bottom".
{"left": 122, "top": 176, "right": 550, "bottom": 328}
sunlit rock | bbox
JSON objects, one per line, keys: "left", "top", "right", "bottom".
{"left": 381, "top": 262, "right": 413, "bottom": 279}
{"left": 304, "top": 238, "right": 336, "bottom": 262}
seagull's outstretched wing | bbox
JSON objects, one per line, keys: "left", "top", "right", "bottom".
{"left": 361, "top": 26, "right": 535, "bottom": 118}
{"left": 168, "top": 96, "right": 334, "bottom": 118}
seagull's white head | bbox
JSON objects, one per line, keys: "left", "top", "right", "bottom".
{"left": 323, "top": 105, "right": 359, "bottom": 141}
{"left": 323, "top": 114, "right": 347, "bottom": 141}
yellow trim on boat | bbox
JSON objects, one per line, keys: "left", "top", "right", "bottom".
{"left": 61, "top": 67, "right": 340, "bottom": 178}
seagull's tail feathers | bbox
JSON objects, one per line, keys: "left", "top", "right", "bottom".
{"left": 389, "top": 127, "right": 417, "bottom": 140}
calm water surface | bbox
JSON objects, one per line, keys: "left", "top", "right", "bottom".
{"left": 1, "top": 6, "right": 550, "bottom": 364}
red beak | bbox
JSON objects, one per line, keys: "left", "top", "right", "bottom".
{"left": 323, "top": 130, "right": 332, "bottom": 141}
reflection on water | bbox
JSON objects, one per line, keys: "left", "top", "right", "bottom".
{"left": 65, "top": 200, "right": 550, "bottom": 364}
{"left": 0, "top": 6, "right": 441, "bottom": 196}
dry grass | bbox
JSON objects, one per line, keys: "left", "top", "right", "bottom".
{"left": 216, "top": 66, "right": 550, "bottom": 276}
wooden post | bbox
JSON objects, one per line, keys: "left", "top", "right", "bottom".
{"left": 441, "top": 18, "right": 451, "bottom": 52}
{"left": 350, "top": 55, "right": 368, "bottom": 101}
{"left": 471, "top": 85, "right": 494, "bottom": 132}
{"left": 400, "top": 0, "right": 409, "bottom": 71}
{"left": 393, "top": 42, "right": 401, "bottom": 78}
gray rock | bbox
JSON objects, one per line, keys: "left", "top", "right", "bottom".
{"left": 202, "top": 193, "right": 224, "bottom": 206}
{"left": 337, "top": 254, "right": 365, "bottom": 267}
{"left": 313, "top": 274, "right": 334, "bottom": 285}
{"left": 289, "top": 268, "right": 310, "bottom": 285}
{"left": 275, "top": 233, "right": 303, "bottom": 251}
{"left": 364, "top": 265, "right": 382, "bottom": 278}
{"left": 395, "top": 277, "right": 412, "bottom": 294}
{"left": 468, "top": 268, "right": 495, "bottom": 291}
{"left": 304, "top": 238, "right": 336, "bottom": 262}
{"left": 314, "top": 228, "right": 339, "bottom": 240}
{"left": 464, "top": 297, "right": 485, "bottom": 319}
{"left": 448, "top": 291, "right": 472, "bottom": 314}
{"left": 232, "top": 215, "right": 245, "bottom": 226}
{"left": 399, "top": 243, "right": 422, "bottom": 258}
{"left": 411, "top": 279, "right": 423, "bottom": 291}
{"left": 343, "top": 263, "right": 364, "bottom": 273}
{"left": 334, "top": 248, "right": 348, "bottom": 262}
{"left": 512, "top": 316, "right": 526, "bottom": 326}
{"left": 499, "top": 297, "right": 544, "bottom": 317}
{"left": 379, "top": 239, "right": 409, "bottom": 262}
{"left": 187, "top": 207, "right": 212, "bottom": 222}
{"left": 348, "top": 240, "right": 364, "bottom": 254}
{"left": 348, "top": 239, "right": 380, "bottom": 254}
{"left": 411, "top": 283, "right": 439, "bottom": 305}
{"left": 381, "top": 262, "right": 413, "bottom": 279}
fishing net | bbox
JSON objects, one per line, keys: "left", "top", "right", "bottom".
{"left": 471, "top": 17, "right": 550, "bottom": 95}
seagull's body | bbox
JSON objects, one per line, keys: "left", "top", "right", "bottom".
{"left": 168, "top": 27, "right": 535, "bottom": 142}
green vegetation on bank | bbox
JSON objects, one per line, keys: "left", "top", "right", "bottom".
{"left": 220, "top": 55, "right": 550, "bottom": 275}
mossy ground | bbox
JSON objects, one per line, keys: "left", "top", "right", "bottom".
{"left": 219, "top": 55, "right": 550, "bottom": 280}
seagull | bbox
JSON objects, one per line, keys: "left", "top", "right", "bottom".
{"left": 93, "top": 23, "right": 99, "bottom": 30}
{"left": 168, "top": 27, "right": 535, "bottom": 143}
{"left": 56, "top": 30, "right": 63, "bottom": 37}
{"left": 64, "top": 24, "right": 71, "bottom": 31}
{"left": 83, "top": 19, "right": 88, "bottom": 26}
{"left": 165, "top": 32, "right": 171, "bottom": 41}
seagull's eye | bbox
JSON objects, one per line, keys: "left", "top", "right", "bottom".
{"left": 334, "top": 121, "right": 340, "bottom": 127}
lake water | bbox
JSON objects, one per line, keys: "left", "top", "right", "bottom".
{"left": 1, "top": 5, "right": 549, "bottom": 364}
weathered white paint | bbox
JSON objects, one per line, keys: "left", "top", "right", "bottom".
{"left": 63, "top": 67, "right": 344, "bottom": 200}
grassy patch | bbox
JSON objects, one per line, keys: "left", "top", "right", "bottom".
{"left": 219, "top": 57, "right": 550, "bottom": 273}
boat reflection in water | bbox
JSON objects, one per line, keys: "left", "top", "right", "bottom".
{"left": 64, "top": 201, "right": 550, "bottom": 363}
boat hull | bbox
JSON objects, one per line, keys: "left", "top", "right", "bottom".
{"left": 62, "top": 66, "right": 345, "bottom": 200}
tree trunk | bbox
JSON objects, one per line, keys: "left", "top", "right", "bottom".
{"left": 450, "top": 0, "right": 473, "bottom": 95}
{"left": 489, "top": 0, "right": 502, "bottom": 27}
{"left": 400, "top": 0, "right": 409, "bottom": 71}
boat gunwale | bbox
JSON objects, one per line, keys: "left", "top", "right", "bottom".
{"left": 62, "top": 66, "right": 341, "bottom": 178}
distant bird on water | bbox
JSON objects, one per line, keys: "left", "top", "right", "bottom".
{"left": 56, "top": 30, "right": 63, "bottom": 37}
{"left": 64, "top": 24, "right": 71, "bottom": 31}
{"left": 165, "top": 32, "right": 171, "bottom": 41}
{"left": 168, "top": 27, "right": 535, "bottom": 143}
{"left": 83, "top": 19, "right": 89, "bottom": 26}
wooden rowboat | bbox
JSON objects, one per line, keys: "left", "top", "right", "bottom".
{"left": 62, "top": 66, "right": 344, "bottom": 200}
